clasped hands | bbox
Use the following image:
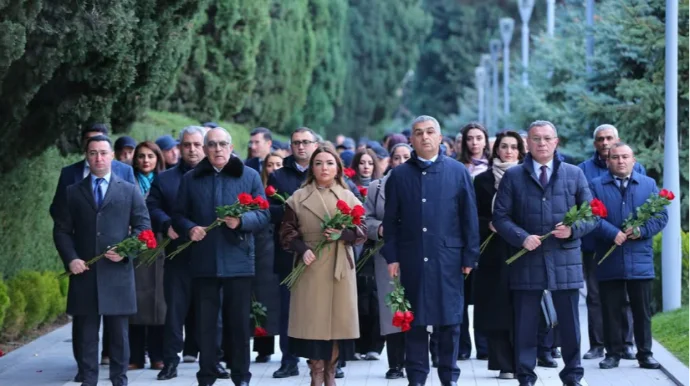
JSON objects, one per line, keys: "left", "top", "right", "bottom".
{"left": 68, "top": 247, "right": 122, "bottom": 275}
{"left": 614, "top": 227, "right": 641, "bottom": 246}
{"left": 522, "top": 222, "right": 572, "bottom": 251}
{"left": 386, "top": 262, "right": 472, "bottom": 279}
{"left": 188, "top": 216, "right": 241, "bottom": 242}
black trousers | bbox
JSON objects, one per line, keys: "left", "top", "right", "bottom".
{"left": 162, "top": 264, "right": 199, "bottom": 365}
{"left": 599, "top": 279, "right": 653, "bottom": 359}
{"left": 129, "top": 324, "right": 165, "bottom": 366}
{"left": 356, "top": 275, "right": 385, "bottom": 355}
{"left": 406, "top": 325, "right": 460, "bottom": 384}
{"left": 253, "top": 336, "right": 276, "bottom": 356}
{"left": 101, "top": 318, "right": 111, "bottom": 358}
{"left": 487, "top": 331, "right": 514, "bottom": 372}
{"left": 513, "top": 290, "right": 582, "bottom": 384}
{"left": 386, "top": 332, "right": 405, "bottom": 369}
{"left": 73, "top": 314, "right": 129, "bottom": 386}
{"left": 195, "top": 277, "right": 252, "bottom": 385}
{"left": 583, "top": 252, "right": 634, "bottom": 349}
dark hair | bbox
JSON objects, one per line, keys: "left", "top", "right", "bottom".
{"left": 350, "top": 149, "right": 382, "bottom": 184}
{"left": 303, "top": 147, "right": 347, "bottom": 189}
{"left": 133, "top": 141, "right": 165, "bottom": 173}
{"left": 85, "top": 135, "right": 112, "bottom": 150}
{"left": 81, "top": 123, "right": 109, "bottom": 139}
{"left": 607, "top": 141, "right": 634, "bottom": 157}
{"left": 491, "top": 130, "right": 526, "bottom": 162}
{"left": 261, "top": 152, "right": 284, "bottom": 187}
{"left": 291, "top": 127, "right": 317, "bottom": 142}
{"left": 459, "top": 122, "right": 490, "bottom": 165}
{"left": 250, "top": 127, "right": 273, "bottom": 142}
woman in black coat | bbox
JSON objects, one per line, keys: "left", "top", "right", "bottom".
{"left": 472, "top": 130, "right": 525, "bottom": 379}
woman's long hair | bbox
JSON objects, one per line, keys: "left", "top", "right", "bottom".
{"left": 491, "top": 130, "right": 527, "bottom": 163}
{"left": 133, "top": 141, "right": 165, "bottom": 174}
{"left": 349, "top": 148, "right": 382, "bottom": 185}
{"left": 261, "top": 152, "right": 284, "bottom": 187}
{"left": 303, "top": 147, "right": 348, "bottom": 189}
{"left": 458, "top": 122, "right": 490, "bottom": 165}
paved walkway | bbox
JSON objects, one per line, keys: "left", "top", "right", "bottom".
{"left": 0, "top": 296, "right": 682, "bottom": 386}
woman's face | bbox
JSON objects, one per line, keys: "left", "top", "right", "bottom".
{"left": 497, "top": 136, "right": 520, "bottom": 163}
{"left": 312, "top": 152, "right": 339, "bottom": 185}
{"left": 465, "top": 128, "right": 486, "bottom": 158}
{"left": 265, "top": 155, "right": 283, "bottom": 175}
{"left": 390, "top": 146, "right": 411, "bottom": 168}
{"left": 358, "top": 154, "right": 375, "bottom": 178}
{"left": 136, "top": 147, "right": 158, "bottom": 174}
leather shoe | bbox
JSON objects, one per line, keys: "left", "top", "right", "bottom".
{"left": 537, "top": 354, "right": 558, "bottom": 368}
{"left": 457, "top": 353, "right": 470, "bottom": 361}
{"left": 431, "top": 354, "right": 439, "bottom": 368}
{"left": 385, "top": 367, "right": 405, "bottom": 379}
{"left": 335, "top": 365, "right": 344, "bottom": 378}
{"left": 73, "top": 373, "right": 84, "bottom": 383}
{"left": 622, "top": 346, "right": 637, "bottom": 360}
{"left": 215, "top": 363, "right": 230, "bottom": 379}
{"left": 583, "top": 347, "right": 604, "bottom": 359}
{"left": 599, "top": 356, "right": 620, "bottom": 369}
{"left": 255, "top": 354, "right": 271, "bottom": 363}
{"left": 157, "top": 363, "right": 178, "bottom": 380}
{"left": 551, "top": 347, "right": 562, "bottom": 358}
{"left": 408, "top": 383, "right": 424, "bottom": 386}
{"left": 441, "top": 382, "right": 457, "bottom": 386}
{"left": 272, "top": 363, "right": 299, "bottom": 378}
{"left": 234, "top": 382, "right": 249, "bottom": 386}
{"left": 476, "top": 353, "right": 488, "bottom": 360}
{"left": 519, "top": 383, "right": 535, "bottom": 386}
{"left": 562, "top": 382, "right": 582, "bottom": 386}
{"left": 638, "top": 356, "right": 661, "bottom": 369}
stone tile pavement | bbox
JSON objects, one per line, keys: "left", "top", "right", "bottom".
{"left": 0, "top": 296, "right": 682, "bottom": 386}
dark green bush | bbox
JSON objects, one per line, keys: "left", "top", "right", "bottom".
{"left": 2, "top": 280, "right": 26, "bottom": 339}
{"left": 10, "top": 271, "right": 50, "bottom": 333}
{"left": 0, "top": 280, "right": 9, "bottom": 332}
{"left": 42, "top": 272, "right": 64, "bottom": 325}
{"left": 652, "top": 232, "right": 690, "bottom": 314}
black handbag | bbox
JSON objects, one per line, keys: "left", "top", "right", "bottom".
{"left": 541, "top": 290, "right": 559, "bottom": 329}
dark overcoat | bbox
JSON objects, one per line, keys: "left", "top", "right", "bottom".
{"left": 493, "top": 154, "right": 596, "bottom": 291}
{"left": 589, "top": 171, "right": 668, "bottom": 282}
{"left": 53, "top": 174, "right": 150, "bottom": 316}
{"left": 381, "top": 151, "right": 480, "bottom": 327}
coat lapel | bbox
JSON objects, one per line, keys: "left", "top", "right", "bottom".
{"left": 73, "top": 160, "right": 87, "bottom": 184}
{"left": 79, "top": 176, "right": 98, "bottom": 212}
{"left": 301, "top": 185, "right": 330, "bottom": 222}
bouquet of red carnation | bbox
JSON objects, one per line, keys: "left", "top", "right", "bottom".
{"left": 598, "top": 189, "right": 674, "bottom": 265}
{"left": 265, "top": 185, "right": 289, "bottom": 204}
{"left": 60, "top": 229, "right": 158, "bottom": 277}
{"left": 343, "top": 168, "right": 356, "bottom": 179}
{"left": 281, "top": 200, "right": 365, "bottom": 289}
{"left": 386, "top": 276, "right": 414, "bottom": 332}
{"left": 167, "top": 193, "right": 269, "bottom": 260}
{"left": 357, "top": 185, "right": 368, "bottom": 202}
{"left": 251, "top": 296, "right": 268, "bottom": 337}
{"left": 506, "top": 198, "right": 607, "bottom": 265}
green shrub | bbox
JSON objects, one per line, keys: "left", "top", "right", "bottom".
{"left": 2, "top": 280, "right": 27, "bottom": 339}
{"left": 10, "top": 271, "right": 50, "bottom": 332}
{"left": 0, "top": 280, "right": 10, "bottom": 332}
{"left": 652, "top": 232, "right": 690, "bottom": 314}
{"left": 41, "top": 272, "right": 65, "bottom": 324}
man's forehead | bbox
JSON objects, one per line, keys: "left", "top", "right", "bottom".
{"left": 182, "top": 133, "right": 203, "bottom": 142}
{"left": 529, "top": 125, "right": 555, "bottom": 135}
{"left": 292, "top": 132, "right": 313, "bottom": 140}
{"left": 596, "top": 129, "right": 617, "bottom": 138}
{"left": 412, "top": 122, "right": 436, "bottom": 131}
{"left": 88, "top": 142, "right": 110, "bottom": 151}
{"left": 610, "top": 146, "right": 633, "bottom": 155}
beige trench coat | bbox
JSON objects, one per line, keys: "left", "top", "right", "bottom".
{"left": 283, "top": 182, "right": 364, "bottom": 341}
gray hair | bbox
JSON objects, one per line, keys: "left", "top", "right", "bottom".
{"left": 179, "top": 126, "right": 206, "bottom": 142}
{"left": 527, "top": 120, "right": 558, "bottom": 136}
{"left": 389, "top": 143, "right": 413, "bottom": 156}
{"left": 411, "top": 115, "right": 441, "bottom": 134}
{"left": 593, "top": 124, "right": 619, "bottom": 139}
{"left": 204, "top": 127, "right": 233, "bottom": 146}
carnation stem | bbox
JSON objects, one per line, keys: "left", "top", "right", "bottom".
{"left": 480, "top": 233, "right": 495, "bottom": 254}
{"left": 505, "top": 233, "right": 552, "bottom": 265}
{"left": 167, "top": 220, "right": 222, "bottom": 260}
{"left": 597, "top": 244, "right": 617, "bottom": 265}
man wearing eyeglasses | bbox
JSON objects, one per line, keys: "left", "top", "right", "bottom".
{"left": 493, "top": 120, "right": 596, "bottom": 386}
{"left": 577, "top": 124, "right": 646, "bottom": 362}
{"left": 173, "top": 127, "right": 270, "bottom": 386}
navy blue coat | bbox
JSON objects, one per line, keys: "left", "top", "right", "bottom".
{"left": 146, "top": 162, "right": 194, "bottom": 267}
{"left": 493, "top": 154, "right": 596, "bottom": 291}
{"left": 382, "top": 152, "right": 480, "bottom": 327}
{"left": 578, "top": 152, "right": 646, "bottom": 253}
{"left": 50, "top": 159, "right": 135, "bottom": 220}
{"left": 172, "top": 156, "right": 270, "bottom": 278}
{"left": 589, "top": 171, "right": 668, "bottom": 281}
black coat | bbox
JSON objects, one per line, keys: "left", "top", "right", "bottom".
{"left": 471, "top": 169, "right": 515, "bottom": 333}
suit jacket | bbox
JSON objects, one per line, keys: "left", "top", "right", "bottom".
{"left": 50, "top": 159, "right": 135, "bottom": 220}
{"left": 53, "top": 173, "right": 151, "bottom": 316}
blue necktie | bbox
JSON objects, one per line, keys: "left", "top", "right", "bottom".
{"left": 539, "top": 165, "right": 548, "bottom": 187}
{"left": 94, "top": 178, "right": 104, "bottom": 208}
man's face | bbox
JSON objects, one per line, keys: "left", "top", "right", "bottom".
{"left": 249, "top": 133, "right": 272, "bottom": 159}
{"left": 594, "top": 128, "right": 618, "bottom": 158}
{"left": 180, "top": 132, "right": 204, "bottom": 167}
{"left": 86, "top": 140, "right": 114, "bottom": 177}
{"left": 454, "top": 136, "right": 463, "bottom": 155}
{"left": 290, "top": 132, "right": 318, "bottom": 163}
{"left": 527, "top": 125, "right": 559, "bottom": 163}
{"left": 115, "top": 147, "right": 134, "bottom": 165}
{"left": 81, "top": 131, "right": 103, "bottom": 151}
{"left": 162, "top": 147, "right": 180, "bottom": 166}
{"left": 335, "top": 135, "right": 345, "bottom": 146}
{"left": 410, "top": 121, "right": 442, "bottom": 157}
{"left": 607, "top": 145, "right": 635, "bottom": 177}
{"left": 204, "top": 129, "right": 234, "bottom": 169}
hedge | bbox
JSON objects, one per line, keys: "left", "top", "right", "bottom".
{"left": 652, "top": 231, "right": 690, "bottom": 314}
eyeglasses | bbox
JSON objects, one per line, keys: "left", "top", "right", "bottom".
{"left": 291, "top": 140, "right": 316, "bottom": 147}
{"left": 529, "top": 136, "right": 556, "bottom": 144}
{"left": 206, "top": 141, "right": 230, "bottom": 149}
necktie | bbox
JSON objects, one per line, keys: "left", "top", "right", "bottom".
{"left": 539, "top": 165, "right": 548, "bottom": 187}
{"left": 616, "top": 177, "right": 628, "bottom": 196}
{"left": 94, "top": 178, "right": 104, "bottom": 208}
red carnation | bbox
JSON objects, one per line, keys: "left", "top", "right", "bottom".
{"left": 351, "top": 205, "right": 365, "bottom": 218}
{"left": 403, "top": 310, "right": 414, "bottom": 323}
{"left": 352, "top": 216, "right": 362, "bottom": 226}
{"left": 590, "top": 198, "right": 607, "bottom": 218}
{"left": 238, "top": 193, "right": 253, "bottom": 205}
{"left": 137, "top": 230, "right": 157, "bottom": 249}
{"left": 265, "top": 185, "right": 277, "bottom": 197}
{"left": 392, "top": 311, "right": 404, "bottom": 327}
{"left": 258, "top": 197, "right": 269, "bottom": 210}
{"left": 401, "top": 322, "right": 411, "bottom": 332}
{"left": 336, "top": 200, "right": 351, "bottom": 215}
{"left": 254, "top": 326, "right": 267, "bottom": 337}
{"left": 343, "top": 168, "right": 356, "bottom": 179}
{"left": 667, "top": 191, "right": 675, "bottom": 200}
{"left": 357, "top": 185, "right": 368, "bottom": 198}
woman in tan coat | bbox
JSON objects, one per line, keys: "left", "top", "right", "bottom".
{"left": 280, "top": 146, "right": 367, "bottom": 386}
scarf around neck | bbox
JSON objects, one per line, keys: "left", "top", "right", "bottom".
{"left": 136, "top": 171, "right": 155, "bottom": 196}
{"left": 468, "top": 157, "right": 489, "bottom": 177}
{"left": 491, "top": 158, "right": 519, "bottom": 189}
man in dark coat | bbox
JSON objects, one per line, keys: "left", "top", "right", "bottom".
{"left": 382, "top": 115, "right": 480, "bottom": 386}
{"left": 590, "top": 143, "right": 667, "bottom": 370}
{"left": 245, "top": 127, "right": 273, "bottom": 173}
{"left": 578, "top": 124, "right": 645, "bottom": 360}
{"left": 493, "top": 120, "right": 596, "bottom": 386}
{"left": 53, "top": 135, "right": 150, "bottom": 386}
{"left": 173, "top": 127, "right": 270, "bottom": 386}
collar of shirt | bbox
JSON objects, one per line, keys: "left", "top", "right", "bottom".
{"left": 418, "top": 155, "right": 438, "bottom": 163}
{"left": 213, "top": 166, "right": 223, "bottom": 173}
{"left": 533, "top": 158, "right": 554, "bottom": 177}
{"left": 295, "top": 163, "right": 308, "bottom": 173}
{"left": 90, "top": 172, "right": 112, "bottom": 188}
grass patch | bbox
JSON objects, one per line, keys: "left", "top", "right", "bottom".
{"left": 652, "top": 306, "right": 689, "bottom": 366}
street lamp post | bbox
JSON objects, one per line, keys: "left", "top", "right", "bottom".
{"left": 518, "top": 0, "right": 535, "bottom": 86}
{"left": 662, "top": 0, "right": 681, "bottom": 312}
{"left": 546, "top": 0, "right": 555, "bottom": 37}
{"left": 481, "top": 54, "right": 492, "bottom": 130}
{"left": 500, "top": 18, "right": 514, "bottom": 117}
{"left": 475, "top": 67, "right": 486, "bottom": 124}
{"left": 490, "top": 39, "right": 501, "bottom": 132}
{"left": 585, "top": 0, "right": 594, "bottom": 74}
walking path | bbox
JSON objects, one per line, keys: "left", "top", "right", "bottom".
{"left": 0, "top": 295, "right": 684, "bottom": 386}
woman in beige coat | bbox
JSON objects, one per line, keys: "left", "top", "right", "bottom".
{"left": 280, "top": 146, "right": 367, "bottom": 386}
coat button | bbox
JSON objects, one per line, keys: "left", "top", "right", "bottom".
{"left": 422, "top": 198, "right": 427, "bottom": 203}
{"left": 542, "top": 197, "right": 546, "bottom": 201}
{"left": 424, "top": 257, "right": 429, "bottom": 262}
{"left": 422, "top": 171, "right": 427, "bottom": 175}
{"left": 97, "top": 232, "right": 101, "bottom": 236}
{"left": 423, "top": 227, "right": 427, "bottom": 232}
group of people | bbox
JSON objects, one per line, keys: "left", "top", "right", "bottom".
{"left": 50, "top": 115, "right": 668, "bottom": 386}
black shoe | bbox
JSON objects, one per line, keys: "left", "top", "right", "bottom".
{"left": 457, "top": 353, "right": 470, "bottom": 361}
{"left": 408, "top": 383, "right": 424, "bottom": 386}
{"left": 583, "top": 347, "right": 605, "bottom": 359}
{"left": 431, "top": 354, "right": 439, "bottom": 368}
{"left": 476, "top": 353, "right": 488, "bottom": 360}
{"left": 599, "top": 356, "right": 620, "bottom": 369}
{"left": 441, "top": 382, "right": 457, "bottom": 386}
{"left": 537, "top": 354, "right": 558, "bottom": 368}
{"left": 518, "top": 383, "right": 534, "bottom": 386}
{"left": 551, "top": 347, "right": 562, "bottom": 358}
{"left": 255, "top": 354, "right": 271, "bottom": 363}
{"left": 157, "top": 363, "right": 178, "bottom": 380}
{"left": 73, "top": 373, "right": 84, "bottom": 383}
{"left": 215, "top": 363, "right": 230, "bottom": 379}
{"left": 563, "top": 382, "right": 582, "bottom": 386}
{"left": 622, "top": 346, "right": 636, "bottom": 360}
{"left": 335, "top": 366, "right": 344, "bottom": 379}
{"left": 638, "top": 356, "right": 661, "bottom": 369}
{"left": 272, "top": 363, "right": 299, "bottom": 378}
{"left": 385, "top": 367, "right": 405, "bottom": 379}
{"left": 234, "top": 382, "right": 249, "bottom": 386}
